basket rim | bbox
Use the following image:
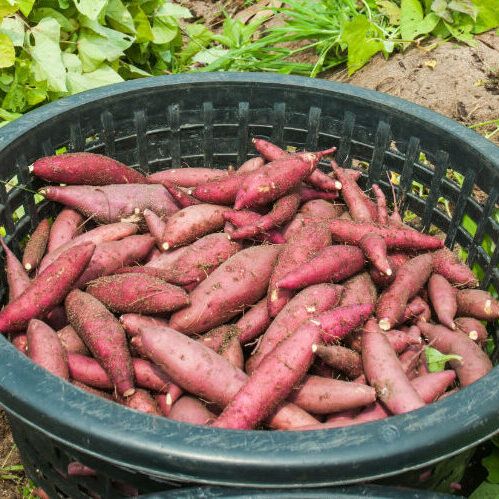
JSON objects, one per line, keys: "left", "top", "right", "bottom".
{"left": 0, "top": 73, "right": 497, "bottom": 488}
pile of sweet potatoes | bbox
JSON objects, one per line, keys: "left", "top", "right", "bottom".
{"left": 1, "top": 138, "right": 497, "bottom": 437}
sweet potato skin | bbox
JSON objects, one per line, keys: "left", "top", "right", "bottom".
{"left": 65, "top": 289, "right": 134, "bottom": 396}
{"left": 418, "top": 321, "right": 492, "bottom": 386}
{"left": 57, "top": 325, "right": 89, "bottom": 355}
{"left": 0, "top": 238, "right": 31, "bottom": 302}
{"left": 428, "top": 274, "right": 457, "bottom": 329}
{"left": 235, "top": 298, "right": 271, "bottom": 344}
{"left": 123, "top": 389, "right": 161, "bottom": 416}
{"left": 169, "top": 244, "right": 282, "bottom": 335}
{"left": 193, "top": 172, "right": 251, "bottom": 205}
{"left": 455, "top": 317, "right": 488, "bottom": 344}
{"left": 432, "top": 248, "right": 478, "bottom": 288}
{"left": 299, "top": 199, "right": 345, "bottom": 220}
{"left": 200, "top": 325, "right": 244, "bottom": 370}
{"left": 0, "top": 243, "right": 96, "bottom": 333}
{"left": 148, "top": 167, "right": 228, "bottom": 188}
{"left": 370, "top": 253, "right": 410, "bottom": 288}
{"left": 169, "top": 396, "right": 215, "bottom": 425}
{"left": 359, "top": 233, "right": 391, "bottom": 276}
{"left": 22, "top": 218, "right": 50, "bottom": 272}
{"left": 456, "top": 289, "right": 499, "bottom": 321}
{"left": 362, "top": 319, "right": 425, "bottom": 414}
{"left": 27, "top": 319, "right": 68, "bottom": 379}
{"left": 314, "top": 345, "right": 363, "bottom": 378}
{"left": 33, "top": 152, "right": 146, "bottom": 185}
{"left": 47, "top": 208, "right": 84, "bottom": 253}
{"left": 339, "top": 272, "right": 378, "bottom": 307}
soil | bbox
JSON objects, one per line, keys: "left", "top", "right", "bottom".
{"left": 0, "top": 4, "right": 497, "bottom": 496}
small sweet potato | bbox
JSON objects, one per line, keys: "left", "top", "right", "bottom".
{"left": 432, "top": 248, "right": 478, "bottom": 288}
{"left": 57, "top": 325, "right": 89, "bottom": 355}
{"left": 235, "top": 298, "right": 271, "bottom": 345}
{"left": 402, "top": 296, "right": 432, "bottom": 323}
{"left": 299, "top": 199, "right": 345, "bottom": 220}
{"left": 169, "top": 396, "right": 216, "bottom": 425}
{"left": 0, "top": 238, "right": 31, "bottom": 302}
{"left": 22, "top": 218, "right": 50, "bottom": 272}
{"left": 428, "top": 274, "right": 457, "bottom": 329}
{"left": 160, "top": 180, "right": 201, "bottom": 207}
{"left": 47, "top": 208, "right": 85, "bottom": 253}
{"left": 143, "top": 209, "right": 167, "bottom": 247}
{"left": 359, "top": 233, "right": 391, "bottom": 276}
{"left": 237, "top": 157, "right": 266, "bottom": 174}
{"left": 313, "top": 344, "right": 363, "bottom": 378}
{"left": 192, "top": 171, "right": 251, "bottom": 205}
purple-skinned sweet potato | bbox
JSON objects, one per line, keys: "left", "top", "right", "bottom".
{"left": 370, "top": 253, "right": 410, "bottom": 288}
{"left": 65, "top": 289, "right": 134, "bottom": 397}
{"left": 455, "top": 317, "right": 488, "bottom": 344}
{"left": 27, "top": 319, "right": 68, "bottom": 379}
{"left": 276, "top": 245, "right": 365, "bottom": 291}
{"left": 360, "top": 233, "right": 391, "bottom": 276}
{"left": 169, "top": 244, "right": 282, "bottom": 335}
{"left": 199, "top": 325, "right": 244, "bottom": 370}
{"left": 247, "top": 284, "right": 343, "bottom": 373}
{"left": 410, "top": 370, "right": 456, "bottom": 403}
{"left": 145, "top": 246, "right": 187, "bottom": 271}
{"left": 47, "top": 208, "right": 85, "bottom": 253}
{"left": 432, "top": 248, "right": 478, "bottom": 288}
{"left": 235, "top": 298, "right": 271, "bottom": 345}
{"left": 314, "top": 344, "right": 363, "bottom": 378}
{"left": 402, "top": 296, "right": 432, "bottom": 323}
{"left": 148, "top": 167, "right": 228, "bottom": 188}
{"left": 376, "top": 253, "right": 433, "bottom": 331}
{"left": 456, "top": 289, "right": 499, "bottom": 321}
{"left": 299, "top": 199, "right": 345, "bottom": 220}
{"left": 57, "top": 325, "right": 89, "bottom": 355}
{"left": 385, "top": 328, "right": 422, "bottom": 353}
{"left": 192, "top": 171, "right": 252, "bottom": 205}
{"left": 212, "top": 321, "right": 321, "bottom": 430}
{"left": 33, "top": 152, "right": 146, "bottom": 185}
{"left": 0, "top": 243, "right": 96, "bottom": 333}
{"left": 299, "top": 186, "right": 339, "bottom": 202}
{"left": 418, "top": 321, "right": 492, "bottom": 386}
{"left": 428, "top": 273, "right": 457, "bottom": 329}
{"left": 11, "top": 333, "right": 28, "bottom": 355}
{"left": 159, "top": 204, "right": 229, "bottom": 251}
{"left": 123, "top": 389, "right": 161, "bottom": 416}
{"left": 339, "top": 272, "right": 378, "bottom": 307}
{"left": 160, "top": 180, "right": 201, "bottom": 208}
{"left": 86, "top": 273, "right": 188, "bottom": 314}
{"left": 40, "top": 184, "right": 178, "bottom": 225}
{"left": 143, "top": 209, "right": 167, "bottom": 248}
{"left": 68, "top": 353, "right": 113, "bottom": 389}
{"left": 0, "top": 238, "right": 31, "bottom": 302}
{"left": 237, "top": 157, "right": 266, "bottom": 174}
{"left": 22, "top": 218, "right": 50, "bottom": 272}
{"left": 169, "top": 396, "right": 216, "bottom": 425}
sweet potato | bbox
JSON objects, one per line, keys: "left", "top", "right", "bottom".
{"left": 247, "top": 284, "right": 343, "bottom": 373}
{"left": 33, "top": 152, "right": 146, "bottom": 185}
{"left": 67, "top": 353, "right": 113, "bottom": 389}
{"left": 299, "top": 199, "right": 345, "bottom": 220}
{"left": 11, "top": 333, "right": 27, "bottom": 355}
{"left": 192, "top": 172, "right": 251, "bottom": 205}
{"left": 0, "top": 243, "right": 96, "bottom": 333}
{"left": 234, "top": 150, "right": 335, "bottom": 210}
{"left": 65, "top": 289, "right": 134, "bottom": 396}
{"left": 86, "top": 273, "right": 189, "bottom": 314}
{"left": 155, "top": 386, "right": 184, "bottom": 417}
{"left": 156, "top": 233, "right": 242, "bottom": 286}
{"left": 330, "top": 220, "right": 444, "bottom": 251}
{"left": 113, "top": 265, "right": 177, "bottom": 282}
{"left": 410, "top": 371, "right": 457, "bottom": 403}
{"left": 47, "top": 208, "right": 85, "bottom": 253}
{"left": 428, "top": 274, "right": 457, "bottom": 329}
{"left": 200, "top": 325, "right": 244, "bottom": 370}
{"left": 330, "top": 161, "right": 376, "bottom": 222}
{"left": 288, "top": 375, "right": 376, "bottom": 415}
{"left": 40, "top": 184, "right": 178, "bottom": 225}
{"left": 137, "top": 320, "right": 318, "bottom": 429}
{"left": 311, "top": 303, "right": 374, "bottom": 343}
{"left": 169, "top": 244, "right": 282, "bottom": 335}
{"left": 212, "top": 321, "right": 321, "bottom": 429}
{"left": 372, "top": 184, "right": 388, "bottom": 225}
{"left": 145, "top": 246, "right": 187, "bottom": 270}
{"left": 160, "top": 180, "right": 201, "bottom": 207}
{"left": 57, "top": 325, "right": 89, "bottom": 355}
{"left": 44, "top": 305, "right": 68, "bottom": 330}
{"left": 27, "top": 319, "right": 68, "bottom": 379}
{"left": 0, "top": 238, "right": 31, "bottom": 301}
{"left": 362, "top": 318, "right": 425, "bottom": 414}
{"left": 235, "top": 298, "right": 271, "bottom": 344}
{"left": 67, "top": 461, "right": 96, "bottom": 477}
{"left": 339, "top": 272, "right": 378, "bottom": 307}
{"left": 314, "top": 344, "right": 363, "bottom": 378}
{"left": 148, "top": 167, "right": 228, "bottom": 188}
{"left": 377, "top": 253, "right": 433, "bottom": 330}
{"left": 299, "top": 186, "right": 339, "bottom": 203}
{"left": 237, "top": 157, "right": 266, "bottom": 174}
{"left": 123, "top": 389, "right": 161, "bottom": 416}
{"left": 39, "top": 222, "right": 137, "bottom": 272}
{"left": 385, "top": 328, "right": 422, "bottom": 353}
{"left": 456, "top": 289, "right": 499, "bottom": 321}
{"left": 22, "top": 218, "right": 50, "bottom": 272}
{"left": 159, "top": 204, "right": 229, "bottom": 250}
{"left": 360, "top": 234, "right": 391, "bottom": 276}
{"left": 276, "top": 245, "right": 365, "bottom": 291}
{"left": 402, "top": 296, "right": 432, "bottom": 323}
{"left": 455, "top": 317, "right": 488, "bottom": 344}
{"left": 432, "top": 248, "right": 478, "bottom": 288}
{"left": 169, "top": 396, "right": 216, "bottom": 425}
{"left": 398, "top": 345, "right": 425, "bottom": 379}
{"left": 74, "top": 234, "right": 155, "bottom": 287}
{"left": 418, "top": 321, "right": 492, "bottom": 386}
{"left": 268, "top": 221, "right": 331, "bottom": 316}
{"left": 143, "top": 209, "right": 167, "bottom": 247}
{"left": 370, "top": 253, "right": 411, "bottom": 288}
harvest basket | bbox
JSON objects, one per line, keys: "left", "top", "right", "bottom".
{"left": 0, "top": 73, "right": 497, "bottom": 498}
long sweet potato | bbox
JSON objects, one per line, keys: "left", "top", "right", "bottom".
{"left": 160, "top": 180, "right": 201, "bottom": 207}
{"left": 192, "top": 172, "right": 251, "bottom": 205}
{"left": 314, "top": 344, "right": 363, "bottom": 378}
{"left": 65, "top": 289, "right": 134, "bottom": 396}
{"left": 22, "top": 219, "right": 50, "bottom": 272}
{"left": 235, "top": 298, "right": 271, "bottom": 344}
{"left": 143, "top": 209, "right": 167, "bottom": 247}
{"left": 428, "top": 274, "right": 457, "bottom": 329}
{"left": 40, "top": 184, "right": 178, "bottom": 225}
{"left": 212, "top": 321, "right": 321, "bottom": 430}
{"left": 339, "top": 272, "right": 378, "bottom": 307}
{"left": 237, "top": 157, "right": 266, "bottom": 174}
{"left": 432, "top": 248, "right": 478, "bottom": 288}
{"left": 376, "top": 253, "right": 433, "bottom": 330}
{"left": 27, "top": 319, "right": 68, "bottom": 379}
{"left": 0, "top": 238, "right": 31, "bottom": 302}
{"left": 148, "top": 167, "right": 228, "bottom": 188}
{"left": 418, "top": 321, "right": 492, "bottom": 386}
{"left": 47, "top": 208, "right": 85, "bottom": 253}
{"left": 0, "top": 243, "right": 96, "bottom": 333}
{"left": 456, "top": 289, "right": 499, "bottom": 321}
{"left": 33, "top": 152, "right": 146, "bottom": 185}
{"left": 169, "top": 244, "right": 281, "bottom": 335}
{"left": 247, "top": 284, "right": 343, "bottom": 373}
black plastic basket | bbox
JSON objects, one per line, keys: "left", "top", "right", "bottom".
{"left": 0, "top": 73, "right": 497, "bottom": 498}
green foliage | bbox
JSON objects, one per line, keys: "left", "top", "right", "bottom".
{"left": 424, "top": 346, "right": 462, "bottom": 372}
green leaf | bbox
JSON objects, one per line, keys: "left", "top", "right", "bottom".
{"left": 444, "top": 14, "right": 476, "bottom": 44}
{"left": 29, "top": 17, "right": 67, "bottom": 92}
{"left": 156, "top": 2, "right": 192, "bottom": 19}
{"left": 62, "top": 52, "right": 82, "bottom": 72}
{"left": 66, "top": 64, "right": 123, "bottom": 94}
{"left": 340, "top": 15, "right": 385, "bottom": 76}
{"left": 131, "top": 6, "right": 153, "bottom": 43}
{"left": 118, "top": 60, "right": 150, "bottom": 79}
{"left": 448, "top": 0, "right": 478, "bottom": 19}
{"left": 0, "top": 1, "right": 18, "bottom": 18}
{"left": 376, "top": 0, "right": 401, "bottom": 24}
{"left": 431, "top": 0, "right": 454, "bottom": 23}
{"left": 0, "top": 32, "right": 14, "bottom": 68}
{"left": 482, "top": 447, "right": 499, "bottom": 483}
{"left": 29, "top": 8, "right": 78, "bottom": 32}
{"left": 401, "top": 0, "right": 440, "bottom": 40}
{"left": 192, "top": 47, "right": 229, "bottom": 65}
{"left": 105, "top": 0, "right": 135, "bottom": 34}
{"left": 152, "top": 16, "right": 178, "bottom": 45}
{"left": 470, "top": 482, "right": 499, "bottom": 499}
{"left": 425, "top": 346, "right": 462, "bottom": 372}
{"left": 17, "top": 0, "right": 35, "bottom": 17}
{"left": 0, "top": 107, "right": 21, "bottom": 120}
{"left": 0, "top": 16, "right": 24, "bottom": 46}
{"left": 471, "top": 0, "right": 499, "bottom": 34}
{"left": 179, "top": 23, "right": 213, "bottom": 66}
{"left": 74, "top": 0, "right": 108, "bottom": 21}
